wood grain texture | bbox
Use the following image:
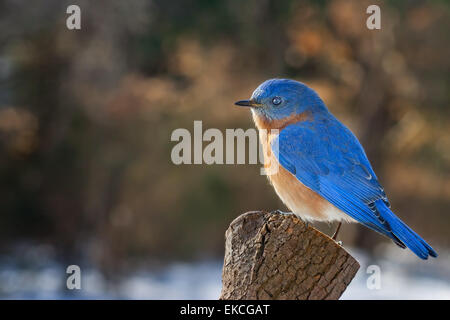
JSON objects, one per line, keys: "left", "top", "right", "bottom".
{"left": 220, "top": 211, "right": 360, "bottom": 300}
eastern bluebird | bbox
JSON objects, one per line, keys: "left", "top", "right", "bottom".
{"left": 235, "top": 79, "right": 437, "bottom": 260}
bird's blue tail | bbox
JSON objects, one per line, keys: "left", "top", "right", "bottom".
{"left": 375, "top": 201, "right": 438, "bottom": 260}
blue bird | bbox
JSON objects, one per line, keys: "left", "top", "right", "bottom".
{"left": 235, "top": 79, "right": 437, "bottom": 260}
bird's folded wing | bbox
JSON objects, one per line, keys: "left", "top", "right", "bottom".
{"left": 271, "top": 119, "right": 392, "bottom": 235}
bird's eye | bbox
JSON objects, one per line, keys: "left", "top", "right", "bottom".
{"left": 272, "top": 96, "right": 282, "bottom": 106}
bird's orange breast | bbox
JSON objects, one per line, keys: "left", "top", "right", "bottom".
{"left": 253, "top": 111, "right": 349, "bottom": 222}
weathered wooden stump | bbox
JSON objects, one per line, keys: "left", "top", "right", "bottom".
{"left": 220, "top": 211, "right": 360, "bottom": 300}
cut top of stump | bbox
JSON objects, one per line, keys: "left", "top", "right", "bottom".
{"left": 220, "top": 211, "right": 360, "bottom": 300}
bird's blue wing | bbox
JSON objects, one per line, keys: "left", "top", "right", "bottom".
{"left": 271, "top": 116, "right": 397, "bottom": 240}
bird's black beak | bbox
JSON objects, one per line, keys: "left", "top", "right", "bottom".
{"left": 234, "top": 99, "right": 261, "bottom": 108}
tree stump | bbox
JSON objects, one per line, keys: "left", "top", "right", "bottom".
{"left": 220, "top": 211, "right": 360, "bottom": 300}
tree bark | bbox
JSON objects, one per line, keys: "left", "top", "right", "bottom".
{"left": 220, "top": 211, "right": 360, "bottom": 300}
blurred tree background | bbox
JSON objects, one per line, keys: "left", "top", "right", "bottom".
{"left": 0, "top": 0, "right": 449, "bottom": 274}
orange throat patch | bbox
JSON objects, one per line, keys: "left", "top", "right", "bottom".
{"left": 252, "top": 110, "right": 310, "bottom": 131}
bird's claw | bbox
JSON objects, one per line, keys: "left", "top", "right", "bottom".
{"left": 271, "top": 209, "right": 294, "bottom": 216}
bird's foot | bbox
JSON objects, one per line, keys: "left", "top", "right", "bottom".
{"left": 337, "top": 241, "right": 343, "bottom": 246}
{"left": 271, "top": 209, "right": 294, "bottom": 216}
{"left": 331, "top": 222, "right": 342, "bottom": 241}
{"left": 270, "top": 210, "right": 311, "bottom": 228}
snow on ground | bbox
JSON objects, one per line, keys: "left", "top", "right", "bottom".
{"left": 1, "top": 244, "right": 449, "bottom": 299}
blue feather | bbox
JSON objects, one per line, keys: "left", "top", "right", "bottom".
{"left": 272, "top": 113, "right": 437, "bottom": 259}
{"left": 376, "top": 200, "right": 438, "bottom": 259}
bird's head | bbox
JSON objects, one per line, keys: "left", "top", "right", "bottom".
{"left": 235, "top": 79, "right": 327, "bottom": 121}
